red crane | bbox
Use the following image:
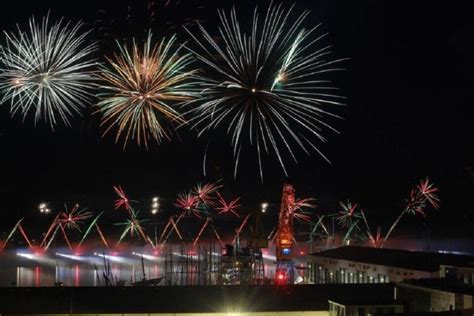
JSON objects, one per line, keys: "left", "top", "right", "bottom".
{"left": 275, "top": 184, "right": 296, "bottom": 284}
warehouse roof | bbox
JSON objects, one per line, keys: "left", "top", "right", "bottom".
{"left": 400, "top": 278, "right": 474, "bottom": 296}
{"left": 312, "top": 246, "right": 474, "bottom": 272}
{"left": 0, "top": 283, "right": 395, "bottom": 313}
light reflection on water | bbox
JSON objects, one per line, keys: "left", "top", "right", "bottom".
{"left": 0, "top": 247, "right": 280, "bottom": 287}
{"left": 10, "top": 261, "right": 164, "bottom": 287}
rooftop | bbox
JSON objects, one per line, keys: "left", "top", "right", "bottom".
{"left": 329, "top": 298, "right": 401, "bottom": 307}
{"left": 399, "top": 278, "right": 474, "bottom": 296}
{"left": 312, "top": 246, "right": 474, "bottom": 272}
{"left": 0, "top": 284, "right": 395, "bottom": 314}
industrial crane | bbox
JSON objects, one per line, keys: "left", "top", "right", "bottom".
{"left": 274, "top": 184, "right": 296, "bottom": 285}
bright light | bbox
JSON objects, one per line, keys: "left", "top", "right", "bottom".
{"left": 261, "top": 202, "right": 268, "bottom": 213}
{"left": 132, "top": 252, "right": 161, "bottom": 261}
{"left": 277, "top": 273, "right": 285, "bottom": 280}
{"left": 94, "top": 253, "right": 126, "bottom": 263}
{"left": 151, "top": 196, "right": 160, "bottom": 214}
{"left": 56, "top": 253, "right": 84, "bottom": 261}
{"left": 39, "top": 202, "right": 50, "bottom": 214}
{"left": 17, "top": 253, "right": 35, "bottom": 260}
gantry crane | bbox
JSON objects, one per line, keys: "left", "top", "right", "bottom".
{"left": 274, "top": 183, "right": 296, "bottom": 285}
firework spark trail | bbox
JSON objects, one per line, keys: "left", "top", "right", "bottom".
{"left": 59, "top": 223, "right": 74, "bottom": 251}
{"left": 359, "top": 209, "right": 374, "bottom": 241}
{"left": 96, "top": 32, "right": 198, "bottom": 148}
{"left": 116, "top": 209, "right": 152, "bottom": 246}
{"left": 44, "top": 226, "right": 60, "bottom": 252}
{"left": 307, "top": 215, "right": 331, "bottom": 246}
{"left": 192, "top": 182, "right": 222, "bottom": 207}
{"left": 77, "top": 212, "right": 106, "bottom": 250}
{"left": 95, "top": 224, "right": 109, "bottom": 248}
{"left": 216, "top": 192, "right": 240, "bottom": 217}
{"left": 210, "top": 223, "right": 224, "bottom": 248}
{"left": 232, "top": 213, "right": 251, "bottom": 245}
{"left": 159, "top": 217, "right": 174, "bottom": 243}
{"left": 336, "top": 201, "right": 361, "bottom": 227}
{"left": 169, "top": 215, "right": 183, "bottom": 241}
{"left": 58, "top": 204, "right": 92, "bottom": 231}
{"left": 175, "top": 191, "right": 202, "bottom": 219}
{"left": 113, "top": 185, "right": 134, "bottom": 212}
{"left": 17, "top": 224, "right": 34, "bottom": 250}
{"left": 342, "top": 221, "right": 359, "bottom": 245}
{"left": 293, "top": 197, "right": 316, "bottom": 222}
{"left": 40, "top": 213, "right": 61, "bottom": 250}
{"left": 193, "top": 217, "right": 210, "bottom": 247}
{"left": 1, "top": 218, "right": 23, "bottom": 251}
{"left": 368, "top": 226, "right": 383, "bottom": 248}
{"left": 0, "top": 15, "right": 97, "bottom": 128}
{"left": 185, "top": 3, "right": 346, "bottom": 179}
{"left": 417, "top": 177, "right": 440, "bottom": 209}
{"left": 160, "top": 214, "right": 184, "bottom": 249}
{"left": 267, "top": 226, "right": 276, "bottom": 240}
{"left": 382, "top": 177, "right": 440, "bottom": 247}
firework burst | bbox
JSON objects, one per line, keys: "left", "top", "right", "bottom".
{"left": 116, "top": 209, "right": 151, "bottom": 245}
{"left": 0, "top": 15, "right": 96, "bottom": 128}
{"left": 381, "top": 177, "right": 440, "bottom": 247}
{"left": 405, "top": 177, "right": 440, "bottom": 215}
{"left": 293, "top": 197, "right": 316, "bottom": 222}
{"left": 336, "top": 201, "right": 361, "bottom": 227}
{"left": 192, "top": 181, "right": 222, "bottom": 206}
{"left": 96, "top": 32, "right": 198, "bottom": 148}
{"left": 185, "top": 3, "right": 346, "bottom": 179}
{"left": 113, "top": 185, "right": 134, "bottom": 211}
{"left": 215, "top": 192, "right": 240, "bottom": 217}
{"left": 58, "top": 204, "right": 92, "bottom": 231}
{"left": 175, "top": 191, "right": 202, "bottom": 219}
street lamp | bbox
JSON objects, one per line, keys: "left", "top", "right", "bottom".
{"left": 261, "top": 202, "right": 268, "bottom": 213}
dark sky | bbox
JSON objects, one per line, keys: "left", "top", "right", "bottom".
{"left": 0, "top": 0, "right": 473, "bottom": 240}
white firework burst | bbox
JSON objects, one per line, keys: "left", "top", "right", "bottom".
{"left": 0, "top": 15, "right": 97, "bottom": 128}
{"left": 185, "top": 3, "right": 347, "bottom": 180}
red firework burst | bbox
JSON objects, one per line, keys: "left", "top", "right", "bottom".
{"left": 192, "top": 182, "right": 222, "bottom": 207}
{"left": 417, "top": 177, "right": 440, "bottom": 209}
{"left": 215, "top": 192, "right": 240, "bottom": 217}
{"left": 175, "top": 191, "right": 202, "bottom": 219}
{"left": 368, "top": 226, "right": 383, "bottom": 248}
{"left": 113, "top": 185, "right": 132, "bottom": 211}
{"left": 406, "top": 178, "right": 440, "bottom": 216}
{"left": 58, "top": 204, "right": 92, "bottom": 231}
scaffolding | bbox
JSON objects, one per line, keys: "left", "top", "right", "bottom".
{"left": 163, "top": 239, "right": 222, "bottom": 286}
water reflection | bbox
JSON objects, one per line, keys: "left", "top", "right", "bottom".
{"left": 0, "top": 248, "right": 279, "bottom": 287}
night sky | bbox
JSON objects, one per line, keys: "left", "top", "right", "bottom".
{"left": 0, "top": 1, "right": 473, "bottom": 242}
